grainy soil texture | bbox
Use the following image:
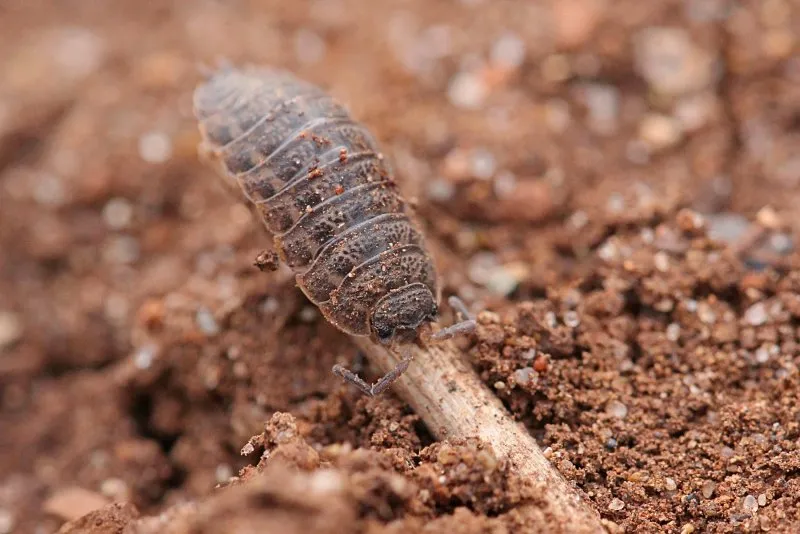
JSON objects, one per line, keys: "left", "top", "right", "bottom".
{"left": 1, "top": 1, "right": 800, "bottom": 533}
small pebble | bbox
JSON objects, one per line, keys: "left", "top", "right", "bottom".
{"left": 33, "top": 173, "right": 68, "bottom": 206}
{"left": 563, "top": 310, "right": 581, "bottom": 328}
{"left": 701, "top": 480, "right": 716, "bottom": 498}
{"left": 744, "top": 302, "right": 768, "bottom": 326}
{"left": 580, "top": 83, "right": 620, "bottom": 135}
{"left": 665, "top": 478, "right": 678, "bottom": 491}
{"left": 470, "top": 148, "right": 496, "bottom": 180}
{"left": 705, "top": 213, "right": 750, "bottom": 244}
{"left": 294, "top": 28, "right": 326, "bottom": 64}
{"left": 666, "top": 323, "right": 681, "bottom": 342}
{"left": 743, "top": 494, "right": 758, "bottom": 514}
{"left": 756, "top": 205, "right": 782, "bottom": 230}
{"left": 608, "top": 498, "right": 625, "bottom": 511}
{"left": 447, "top": 70, "right": 487, "bottom": 110}
{"left": 552, "top": 0, "right": 604, "bottom": 49}
{"left": 138, "top": 131, "right": 173, "bottom": 163}
{"left": 758, "top": 494, "right": 767, "bottom": 507}
{"left": 0, "top": 510, "right": 13, "bottom": 534}
{"left": 299, "top": 306, "right": 318, "bottom": 322}
{"left": 420, "top": 25, "right": 452, "bottom": 61}
{"left": 262, "top": 297, "right": 279, "bottom": 314}
{"left": 53, "top": 27, "right": 106, "bottom": 78}
{"left": 485, "top": 264, "right": 524, "bottom": 296}
{"left": 697, "top": 302, "right": 716, "bottom": 324}
{"left": 606, "top": 400, "right": 628, "bottom": 419}
{"left": 493, "top": 171, "right": 517, "bottom": 198}
{"left": 215, "top": 464, "right": 233, "bottom": 484}
{"left": 467, "top": 252, "right": 499, "bottom": 285}
{"left": 674, "top": 92, "right": 716, "bottom": 132}
{"left": 607, "top": 193, "right": 625, "bottom": 213}
{"left": 102, "top": 198, "right": 134, "bottom": 230}
{"left": 133, "top": 344, "right": 158, "bottom": 370}
{"left": 513, "top": 367, "right": 534, "bottom": 385}
{"left": 493, "top": 381, "right": 506, "bottom": 390}
{"left": 684, "top": 0, "right": 729, "bottom": 22}
{"left": 639, "top": 113, "right": 683, "bottom": 151}
{"left": 626, "top": 139, "right": 651, "bottom": 165}
{"left": 605, "top": 438, "right": 618, "bottom": 450}
{"left": 569, "top": 210, "right": 589, "bottom": 230}
{"left": 43, "top": 487, "right": 109, "bottom": 521}
{"left": 654, "top": 251, "right": 670, "bottom": 272}
{"left": 769, "top": 233, "right": 793, "bottom": 254}
{"left": 598, "top": 241, "right": 619, "bottom": 262}
{"left": 103, "top": 236, "right": 140, "bottom": 265}
{"left": 309, "top": 469, "right": 345, "bottom": 494}
{"left": 427, "top": 179, "right": 455, "bottom": 201}
{"left": 634, "top": 26, "right": 714, "bottom": 96}
{"left": 0, "top": 312, "right": 23, "bottom": 349}
{"left": 540, "top": 54, "right": 571, "bottom": 83}
{"left": 544, "top": 98, "right": 571, "bottom": 133}
{"left": 755, "top": 345, "right": 775, "bottom": 364}
{"left": 490, "top": 31, "right": 526, "bottom": 69}
{"left": 99, "top": 478, "right": 128, "bottom": 500}
{"left": 195, "top": 307, "right": 220, "bottom": 336}
{"left": 618, "top": 359, "right": 634, "bottom": 372}
{"left": 522, "top": 349, "right": 537, "bottom": 360}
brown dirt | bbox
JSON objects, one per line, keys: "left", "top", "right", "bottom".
{"left": 1, "top": 1, "right": 799, "bottom": 533}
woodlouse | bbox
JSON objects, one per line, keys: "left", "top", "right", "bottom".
{"left": 193, "top": 64, "right": 475, "bottom": 396}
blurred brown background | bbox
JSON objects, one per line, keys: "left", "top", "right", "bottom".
{"left": 1, "top": 1, "right": 799, "bottom": 533}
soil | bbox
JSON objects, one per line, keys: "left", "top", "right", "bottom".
{"left": 1, "top": 0, "right": 799, "bottom": 533}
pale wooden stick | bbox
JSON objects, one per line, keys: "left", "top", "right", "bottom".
{"left": 351, "top": 336, "right": 606, "bottom": 533}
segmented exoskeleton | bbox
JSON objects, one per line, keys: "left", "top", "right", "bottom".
{"left": 193, "top": 64, "right": 475, "bottom": 396}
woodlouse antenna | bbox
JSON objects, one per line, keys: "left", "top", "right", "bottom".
{"left": 332, "top": 346, "right": 413, "bottom": 397}
{"left": 430, "top": 295, "right": 477, "bottom": 342}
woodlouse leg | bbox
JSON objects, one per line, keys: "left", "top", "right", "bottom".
{"left": 430, "top": 320, "right": 476, "bottom": 341}
{"left": 430, "top": 296, "right": 477, "bottom": 342}
{"left": 332, "top": 349, "right": 412, "bottom": 397}
{"left": 448, "top": 295, "right": 474, "bottom": 321}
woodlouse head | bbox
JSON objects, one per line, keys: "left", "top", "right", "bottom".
{"left": 369, "top": 283, "right": 438, "bottom": 345}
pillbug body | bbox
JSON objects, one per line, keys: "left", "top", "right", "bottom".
{"left": 194, "top": 65, "right": 474, "bottom": 396}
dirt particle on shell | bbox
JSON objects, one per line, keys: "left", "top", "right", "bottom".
{"left": 254, "top": 250, "right": 280, "bottom": 272}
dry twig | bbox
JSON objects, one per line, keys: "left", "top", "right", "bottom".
{"left": 352, "top": 336, "right": 606, "bottom": 533}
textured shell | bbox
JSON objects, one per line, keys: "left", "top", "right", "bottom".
{"left": 193, "top": 65, "right": 440, "bottom": 338}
